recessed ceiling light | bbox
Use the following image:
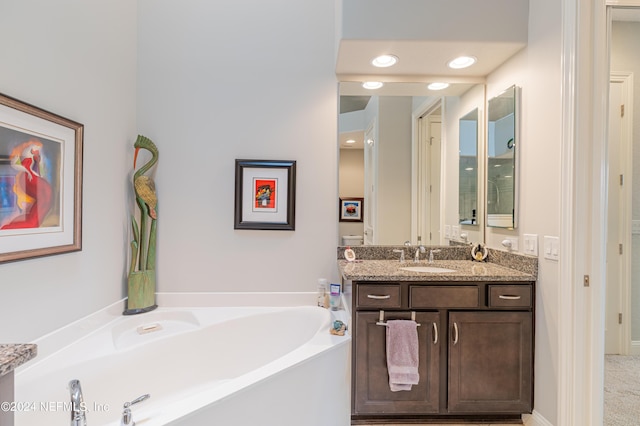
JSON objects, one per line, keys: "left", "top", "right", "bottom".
{"left": 465, "top": 167, "right": 474, "bottom": 171}
{"left": 447, "top": 56, "right": 477, "bottom": 69}
{"left": 371, "top": 54, "right": 398, "bottom": 68}
{"left": 362, "top": 81, "right": 384, "bottom": 90}
{"left": 428, "top": 82, "right": 450, "bottom": 91}
{"left": 345, "top": 139, "right": 356, "bottom": 144}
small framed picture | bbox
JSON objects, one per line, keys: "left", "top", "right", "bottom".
{"left": 234, "top": 159, "right": 296, "bottom": 230}
{"left": 339, "top": 197, "right": 363, "bottom": 222}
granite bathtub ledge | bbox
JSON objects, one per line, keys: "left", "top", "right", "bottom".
{"left": 0, "top": 344, "right": 37, "bottom": 377}
{"left": 337, "top": 245, "right": 538, "bottom": 278}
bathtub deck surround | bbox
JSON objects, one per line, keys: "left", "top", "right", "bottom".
{"left": 14, "top": 292, "right": 351, "bottom": 426}
{"left": 339, "top": 246, "right": 537, "bottom": 423}
{"left": 0, "top": 344, "right": 37, "bottom": 426}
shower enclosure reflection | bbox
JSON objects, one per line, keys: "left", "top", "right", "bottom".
{"left": 487, "top": 85, "right": 518, "bottom": 229}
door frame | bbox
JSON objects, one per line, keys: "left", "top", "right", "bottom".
{"left": 606, "top": 72, "right": 634, "bottom": 355}
{"left": 411, "top": 97, "right": 444, "bottom": 245}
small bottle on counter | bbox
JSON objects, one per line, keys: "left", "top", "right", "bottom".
{"left": 329, "top": 283, "right": 341, "bottom": 311}
{"left": 317, "top": 278, "right": 329, "bottom": 308}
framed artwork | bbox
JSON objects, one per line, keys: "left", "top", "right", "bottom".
{"left": 234, "top": 159, "right": 296, "bottom": 230}
{"left": 0, "top": 93, "right": 83, "bottom": 263}
{"left": 339, "top": 197, "right": 363, "bottom": 222}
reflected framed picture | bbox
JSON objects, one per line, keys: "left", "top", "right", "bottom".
{"left": 339, "top": 197, "right": 363, "bottom": 222}
{"left": 234, "top": 159, "right": 296, "bottom": 230}
{"left": 0, "top": 92, "right": 83, "bottom": 263}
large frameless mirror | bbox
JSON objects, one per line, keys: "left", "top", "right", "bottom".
{"left": 459, "top": 108, "right": 478, "bottom": 226}
{"left": 338, "top": 82, "right": 486, "bottom": 246}
{"left": 487, "top": 85, "right": 518, "bottom": 229}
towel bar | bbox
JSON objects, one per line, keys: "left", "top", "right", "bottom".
{"left": 375, "top": 310, "right": 421, "bottom": 327}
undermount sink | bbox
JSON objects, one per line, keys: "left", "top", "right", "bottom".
{"left": 399, "top": 266, "right": 457, "bottom": 273}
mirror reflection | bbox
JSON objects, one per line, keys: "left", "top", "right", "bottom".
{"left": 487, "top": 85, "right": 518, "bottom": 228}
{"left": 459, "top": 108, "right": 478, "bottom": 226}
{"left": 338, "top": 82, "right": 485, "bottom": 246}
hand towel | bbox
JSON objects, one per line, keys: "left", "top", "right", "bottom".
{"left": 386, "top": 319, "right": 419, "bottom": 392}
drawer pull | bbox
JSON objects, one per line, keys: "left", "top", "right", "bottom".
{"left": 452, "top": 322, "right": 459, "bottom": 345}
{"left": 499, "top": 295, "right": 522, "bottom": 300}
{"left": 367, "top": 294, "right": 391, "bottom": 300}
{"left": 432, "top": 322, "right": 438, "bottom": 345}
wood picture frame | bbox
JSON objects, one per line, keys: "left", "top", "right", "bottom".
{"left": 234, "top": 159, "right": 296, "bottom": 230}
{"left": 0, "top": 93, "right": 83, "bottom": 263}
{"left": 339, "top": 197, "right": 364, "bottom": 222}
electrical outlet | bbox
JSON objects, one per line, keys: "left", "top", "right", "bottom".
{"left": 501, "top": 237, "right": 519, "bottom": 251}
{"left": 523, "top": 234, "right": 538, "bottom": 256}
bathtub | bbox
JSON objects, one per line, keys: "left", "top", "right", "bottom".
{"left": 14, "top": 293, "right": 351, "bottom": 426}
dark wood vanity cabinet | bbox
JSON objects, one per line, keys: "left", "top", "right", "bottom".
{"left": 352, "top": 280, "right": 534, "bottom": 422}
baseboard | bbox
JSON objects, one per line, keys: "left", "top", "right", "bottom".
{"left": 631, "top": 340, "right": 640, "bottom": 355}
{"left": 523, "top": 410, "right": 553, "bottom": 426}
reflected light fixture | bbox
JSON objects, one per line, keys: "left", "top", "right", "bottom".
{"left": 428, "top": 82, "right": 450, "bottom": 91}
{"left": 345, "top": 139, "right": 356, "bottom": 145}
{"left": 366, "top": 138, "right": 374, "bottom": 146}
{"left": 371, "top": 54, "right": 398, "bottom": 68}
{"left": 362, "top": 81, "right": 384, "bottom": 90}
{"left": 447, "top": 56, "right": 477, "bottom": 69}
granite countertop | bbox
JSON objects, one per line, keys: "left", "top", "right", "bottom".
{"left": 0, "top": 344, "right": 37, "bottom": 377}
{"left": 338, "top": 259, "right": 535, "bottom": 282}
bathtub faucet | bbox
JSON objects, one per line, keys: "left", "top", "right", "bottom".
{"left": 121, "top": 394, "right": 150, "bottom": 426}
{"left": 69, "top": 379, "right": 87, "bottom": 426}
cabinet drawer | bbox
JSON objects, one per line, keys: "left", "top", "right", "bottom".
{"left": 410, "top": 286, "right": 478, "bottom": 308}
{"left": 357, "top": 284, "right": 401, "bottom": 308}
{"left": 488, "top": 285, "right": 532, "bottom": 308}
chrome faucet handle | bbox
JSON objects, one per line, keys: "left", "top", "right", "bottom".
{"left": 428, "top": 249, "right": 442, "bottom": 263}
{"left": 121, "top": 394, "right": 150, "bottom": 426}
{"left": 69, "top": 379, "right": 87, "bottom": 426}
{"left": 392, "top": 249, "right": 405, "bottom": 263}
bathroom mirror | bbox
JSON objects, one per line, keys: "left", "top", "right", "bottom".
{"left": 338, "top": 82, "right": 485, "bottom": 246}
{"left": 458, "top": 108, "right": 478, "bottom": 226}
{"left": 486, "top": 85, "right": 518, "bottom": 229}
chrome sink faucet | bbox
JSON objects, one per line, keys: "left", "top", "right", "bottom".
{"left": 414, "top": 245, "right": 426, "bottom": 262}
{"left": 428, "top": 249, "right": 442, "bottom": 263}
{"left": 121, "top": 394, "right": 150, "bottom": 426}
{"left": 392, "top": 249, "right": 405, "bottom": 262}
{"left": 69, "top": 379, "right": 87, "bottom": 426}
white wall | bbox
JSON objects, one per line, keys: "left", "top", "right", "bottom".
{"left": 136, "top": 0, "right": 339, "bottom": 292}
{"left": 0, "top": 0, "right": 137, "bottom": 342}
{"left": 484, "top": 0, "right": 563, "bottom": 422}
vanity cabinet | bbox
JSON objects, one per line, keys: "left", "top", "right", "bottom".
{"left": 352, "top": 280, "right": 534, "bottom": 422}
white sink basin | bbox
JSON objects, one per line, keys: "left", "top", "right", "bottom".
{"left": 399, "top": 266, "right": 456, "bottom": 273}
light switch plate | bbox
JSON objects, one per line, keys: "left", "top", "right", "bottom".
{"left": 523, "top": 234, "right": 538, "bottom": 256}
{"left": 452, "top": 225, "right": 460, "bottom": 240}
{"left": 444, "top": 225, "right": 451, "bottom": 239}
{"left": 543, "top": 236, "right": 559, "bottom": 261}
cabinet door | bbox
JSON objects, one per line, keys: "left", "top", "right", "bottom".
{"left": 354, "top": 311, "right": 440, "bottom": 415}
{"left": 448, "top": 311, "right": 532, "bottom": 413}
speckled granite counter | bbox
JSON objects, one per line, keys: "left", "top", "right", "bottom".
{"left": 0, "top": 344, "right": 37, "bottom": 377}
{"left": 337, "top": 245, "right": 537, "bottom": 282}
{"left": 339, "top": 259, "right": 535, "bottom": 282}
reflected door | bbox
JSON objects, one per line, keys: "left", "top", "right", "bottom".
{"left": 416, "top": 112, "right": 441, "bottom": 244}
{"left": 363, "top": 122, "right": 376, "bottom": 245}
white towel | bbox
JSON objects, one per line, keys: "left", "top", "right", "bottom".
{"left": 386, "top": 320, "right": 419, "bottom": 392}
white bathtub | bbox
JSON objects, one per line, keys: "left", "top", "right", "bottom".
{"left": 14, "top": 294, "right": 351, "bottom": 426}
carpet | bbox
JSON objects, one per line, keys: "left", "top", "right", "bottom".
{"left": 604, "top": 355, "right": 640, "bottom": 425}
